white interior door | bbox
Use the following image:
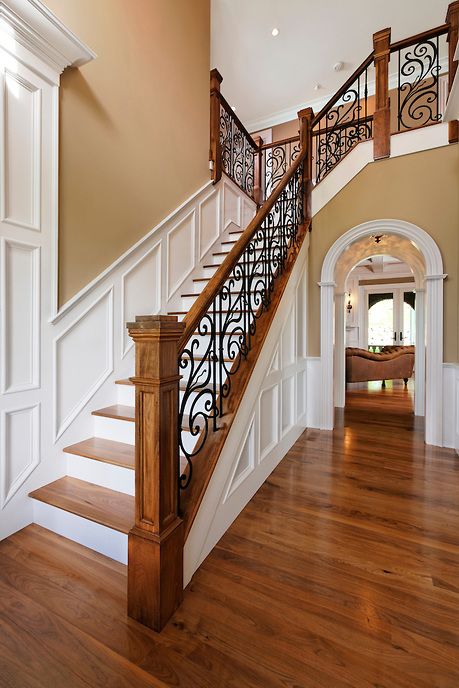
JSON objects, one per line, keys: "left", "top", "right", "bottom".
{"left": 361, "top": 284, "right": 416, "bottom": 350}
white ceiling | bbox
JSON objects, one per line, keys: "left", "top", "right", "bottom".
{"left": 211, "top": 0, "right": 449, "bottom": 130}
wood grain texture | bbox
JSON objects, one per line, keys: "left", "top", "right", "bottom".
{"left": 5, "top": 382, "right": 459, "bottom": 686}
{"left": 92, "top": 404, "right": 135, "bottom": 422}
{"left": 29, "top": 477, "right": 134, "bottom": 533}
{"left": 63, "top": 437, "right": 135, "bottom": 469}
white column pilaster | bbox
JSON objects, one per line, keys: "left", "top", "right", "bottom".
{"left": 425, "top": 274, "right": 446, "bottom": 445}
{"left": 319, "top": 281, "right": 336, "bottom": 430}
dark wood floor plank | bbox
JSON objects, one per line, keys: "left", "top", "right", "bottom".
{"left": 2, "top": 380, "right": 459, "bottom": 687}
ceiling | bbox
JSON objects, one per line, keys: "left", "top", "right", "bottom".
{"left": 211, "top": 0, "right": 450, "bottom": 130}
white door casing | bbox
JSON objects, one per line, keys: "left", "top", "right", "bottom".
{"left": 319, "top": 219, "right": 445, "bottom": 446}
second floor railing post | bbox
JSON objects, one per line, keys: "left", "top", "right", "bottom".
{"left": 298, "top": 107, "right": 313, "bottom": 223}
{"left": 127, "top": 315, "right": 185, "bottom": 632}
{"left": 373, "top": 27, "right": 391, "bottom": 160}
{"left": 252, "top": 135, "right": 264, "bottom": 205}
{"left": 447, "top": 1, "right": 459, "bottom": 143}
{"left": 210, "top": 68, "right": 223, "bottom": 183}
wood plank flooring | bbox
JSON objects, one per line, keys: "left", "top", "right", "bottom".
{"left": 2, "top": 381, "right": 459, "bottom": 687}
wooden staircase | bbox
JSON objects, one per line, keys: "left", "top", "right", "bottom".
{"left": 28, "top": 225, "right": 246, "bottom": 562}
{"left": 26, "top": 2, "right": 459, "bottom": 633}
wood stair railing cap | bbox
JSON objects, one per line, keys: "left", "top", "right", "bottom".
{"left": 127, "top": 314, "right": 185, "bottom": 333}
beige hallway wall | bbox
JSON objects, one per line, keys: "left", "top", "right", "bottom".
{"left": 308, "top": 143, "right": 459, "bottom": 362}
{"left": 44, "top": 0, "right": 210, "bottom": 305}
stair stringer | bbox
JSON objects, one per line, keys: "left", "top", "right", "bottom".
{"left": 184, "top": 233, "right": 310, "bottom": 585}
{"left": 311, "top": 122, "right": 449, "bottom": 217}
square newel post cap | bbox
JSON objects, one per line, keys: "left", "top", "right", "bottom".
{"left": 210, "top": 68, "right": 223, "bottom": 89}
{"left": 127, "top": 314, "right": 185, "bottom": 337}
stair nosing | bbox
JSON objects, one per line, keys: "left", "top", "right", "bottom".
{"left": 30, "top": 477, "right": 134, "bottom": 534}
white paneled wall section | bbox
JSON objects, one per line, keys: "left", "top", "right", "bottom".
{"left": 0, "top": 0, "right": 257, "bottom": 540}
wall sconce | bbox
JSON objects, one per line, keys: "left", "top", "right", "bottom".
{"left": 346, "top": 292, "right": 353, "bottom": 314}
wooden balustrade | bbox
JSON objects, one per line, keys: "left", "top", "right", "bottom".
{"left": 127, "top": 315, "right": 185, "bottom": 632}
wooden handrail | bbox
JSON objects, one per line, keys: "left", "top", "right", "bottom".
{"left": 312, "top": 52, "right": 374, "bottom": 128}
{"left": 178, "top": 148, "right": 307, "bottom": 352}
{"left": 390, "top": 23, "right": 448, "bottom": 53}
{"left": 260, "top": 135, "right": 300, "bottom": 150}
{"left": 218, "top": 91, "right": 259, "bottom": 150}
{"left": 311, "top": 114, "right": 373, "bottom": 137}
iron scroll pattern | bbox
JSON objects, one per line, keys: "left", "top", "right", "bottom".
{"left": 220, "top": 102, "right": 256, "bottom": 198}
{"left": 396, "top": 36, "right": 443, "bottom": 131}
{"left": 178, "top": 163, "right": 304, "bottom": 488}
{"left": 313, "top": 65, "right": 373, "bottom": 183}
{"left": 263, "top": 139, "right": 301, "bottom": 199}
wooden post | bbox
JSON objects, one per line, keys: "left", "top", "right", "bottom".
{"left": 373, "top": 28, "right": 391, "bottom": 160}
{"left": 127, "top": 315, "right": 185, "bottom": 632}
{"left": 298, "top": 107, "right": 313, "bottom": 225}
{"left": 252, "top": 134, "right": 264, "bottom": 206}
{"left": 210, "top": 69, "right": 223, "bottom": 183}
{"left": 447, "top": 1, "right": 459, "bottom": 143}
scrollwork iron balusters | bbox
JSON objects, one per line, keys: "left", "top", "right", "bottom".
{"left": 313, "top": 63, "right": 373, "bottom": 183}
{"left": 219, "top": 100, "right": 257, "bottom": 199}
{"left": 262, "top": 138, "right": 301, "bottom": 199}
{"left": 396, "top": 34, "right": 446, "bottom": 131}
{"left": 178, "top": 162, "right": 304, "bottom": 488}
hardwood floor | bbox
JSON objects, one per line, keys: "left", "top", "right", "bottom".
{"left": 1, "top": 382, "right": 459, "bottom": 687}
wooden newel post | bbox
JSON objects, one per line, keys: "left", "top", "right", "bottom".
{"left": 298, "top": 107, "right": 313, "bottom": 225}
{"left": 252, "top": 135, "right": 264, "bottom": 205}
{"left": 373, "top": 27, "right": 391, "bottom": 160}
{"left": 127, "top": 315, "right": 185, "bottom": 632}
{"left": 210, "top": 68, "right": 223, "bottom": 184}
{"left": 447, "top": 1, "right": 459, "bottom": 144}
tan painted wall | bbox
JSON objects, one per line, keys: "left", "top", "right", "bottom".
{"left": 308, "top": 143, "right": 459, "bottom": 362}
{"left": 44, "top": 0, "right": 210, "bottom": 304}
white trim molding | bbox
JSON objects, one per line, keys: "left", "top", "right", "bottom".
{"left": 319, "top": 219, "right": 445, "bottom": 446}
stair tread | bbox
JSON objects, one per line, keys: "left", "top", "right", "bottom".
{"left": 92, "top": 404, "right": 134, "bottom": 422}
{"left": 63, "top": 437, "right": 134, "bottom": 469}
{"left": 29, "top": 477, "right": 134, "bottom": 534}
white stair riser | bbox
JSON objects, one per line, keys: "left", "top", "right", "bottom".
{"left": 32, "top": 501, "right": 128, "bottom": 564}
{"left": 66, "top": 454, "right": 134, "bottom": 495}
{"left": 94, "top": 415, "right": 135, "bottom": 444}
{"left": 117, "top": 384, "right": 135, "bottom": 406}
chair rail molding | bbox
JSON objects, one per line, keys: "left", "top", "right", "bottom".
{"left": 319, "top": 219, "right": 445, "bottom": 446}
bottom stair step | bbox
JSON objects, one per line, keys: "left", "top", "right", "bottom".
{"left": 29, "top": 477, "right": 134, "bottom": 534}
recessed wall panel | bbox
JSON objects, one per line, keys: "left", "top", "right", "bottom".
{"left": 2, "top": 404, "right": 40, "bottom": 507}
{"left": 3, "top": 72, "right": 40, "bottom": 229}
{"left": 2, "top": 239, "right": 39, "bottom": 393}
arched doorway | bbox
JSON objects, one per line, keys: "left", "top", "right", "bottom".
{"left": 319, "top": 219, "right": 445, "bottom": 446}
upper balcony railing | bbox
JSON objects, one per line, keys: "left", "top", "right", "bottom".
{"left": 208, "top": 5, "right": 458, "bottom": 197}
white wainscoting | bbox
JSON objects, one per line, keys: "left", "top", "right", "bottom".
{"left": 184, "top": 234, "right": 310, "bottom": 585}
{"left": 0, "top": 0, "right": 257, "bottom": 543}
{"left": 443, "top": 363, "right": 459, "bottom": 451}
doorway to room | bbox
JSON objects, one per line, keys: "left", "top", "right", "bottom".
{"left": 319, "top": 219, "right": 445, "bottom": 446}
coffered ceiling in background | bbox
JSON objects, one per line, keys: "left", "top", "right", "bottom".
{"left": 211, "top": 0, "right": 449, "bottom": 130}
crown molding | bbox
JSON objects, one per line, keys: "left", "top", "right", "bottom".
{"left": 0, "top": 0, "right": 96, "bottom": 77}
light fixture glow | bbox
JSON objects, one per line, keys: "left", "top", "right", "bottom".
{"left": 271, "top": 27, "right": 279, "bottom": 37}
{"left": 231, "top": 105, "right": 236, "bottom": 111}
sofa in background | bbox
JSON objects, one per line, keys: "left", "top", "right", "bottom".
{"left": 345, "top": 346, "right": 415, "bottom": 385}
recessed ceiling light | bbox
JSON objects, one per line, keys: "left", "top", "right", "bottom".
{"left": 333, "top": 61, "right": 344, "bottom": 72}
{"left": 271, "top": 28, "right": 279, "bottom": 37}
{"left": 231, "top": 105, "right": 236, "bottom": 111}
{"left": 314, "top": 83, "right": 321, "bottom": 91}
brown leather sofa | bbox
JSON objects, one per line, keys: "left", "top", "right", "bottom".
{"left": 346, "top": 346, "right": 415, "bottom": 385}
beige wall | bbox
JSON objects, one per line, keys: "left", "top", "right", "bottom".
{"left": 308, "top": 144, "right": 459, "bottom": 362}
{"left": 44, "top": 0, "right": 210, "bottom": 304}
